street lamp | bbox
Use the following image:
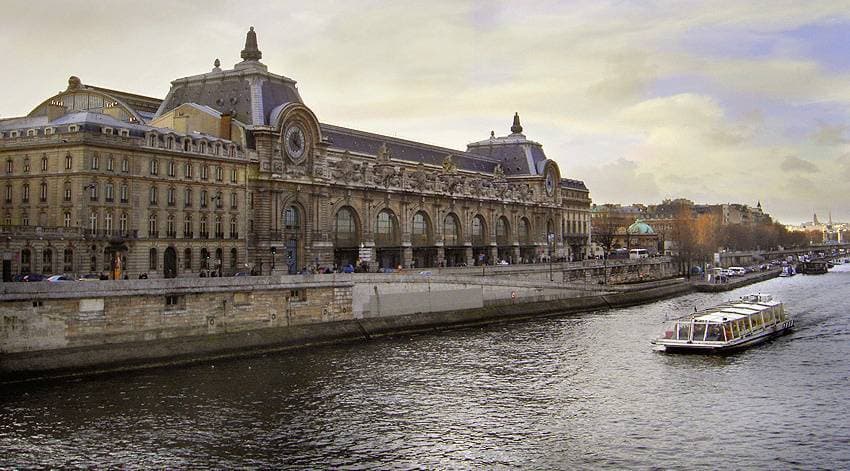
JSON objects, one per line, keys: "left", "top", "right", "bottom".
{"left": 548, "top": 232, "right": 554, "bottom": 282}
{"left": 270, "top": 246, "right": 276, "bottom": 272}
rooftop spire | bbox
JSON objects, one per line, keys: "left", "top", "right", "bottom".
{"left": 240, "top": 26, "right": 262, "bottom": 62}
{"left": 511, "top": 112, "right": 523, "bottom": 134}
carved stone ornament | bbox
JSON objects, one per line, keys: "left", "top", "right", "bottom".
{"left": 333, "top": 151, "right": 358, "bottom": 183}
{"left": 442, "top": 154, "right": 457, "bottom": 174}
{"left": 492, "top": 163, "right": 505, "bottom": 180}
{"left": 410, "top": 162, "right": 428, "bottom": 190}
{"left": 376, "top": 143, "right": 392, "bottom": 162}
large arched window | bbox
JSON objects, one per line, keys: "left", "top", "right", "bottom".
{"left": 284, "top": 206, "right": 300, "bottom": 231}
{"left": 200, "top": 248, "right": 209, "bottom": 269}
{"left": 230, "top": 248, "right": 238, "bottom": 269}
{"left": 334, "top": 207, "right": 358, "bottom": 247}
{"left": 184, "top": 248, "right": 192, "bottom": 269}
{"left": 411, "top": 211, "right": 431, "bottom": 246}
{"left": 496, "top": 216, "right": 510, "bottom": 245}
{"left": 443, "top": 213, "right": 460, "bottom": 245}
{"left": 518, "top": 217, "right": 531, "bottom": 245}
{"left": 471, "top": 215, "right": 487, "bottom": 246}
{"left": 375, "top": 209, "right": 398, "bottom": 246}
{"left": 547, "top": 218, "right": 556, "bottom": 240}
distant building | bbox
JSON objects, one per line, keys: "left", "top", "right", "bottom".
{"left": 0, "top": 28, "right": 591, "bottom": 280}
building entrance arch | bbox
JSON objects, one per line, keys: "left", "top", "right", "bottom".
{"left": 164, "top": 247, "right": 177, "bottom": 278}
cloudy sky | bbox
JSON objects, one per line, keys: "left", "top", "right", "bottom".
{"left": 2, "top": 0, "right": 850, "bottom": 224}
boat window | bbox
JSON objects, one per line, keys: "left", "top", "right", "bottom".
{"left": 693, "top": 322, "right": 707, "bottom": 341}
{"left": 705, "top": 323, "right": 724, "bottom": 341}
{"left": 764, "top": 310, "right": 774, "bottom": 324}
{"left": 677, "top": 322, "right": 691, "bottom": 341}
{"left": 723, "top": 323, "right": 734, "bottom": 340}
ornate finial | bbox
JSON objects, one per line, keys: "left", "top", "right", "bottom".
{"left": 212, "top": 58, "right": 222, "bottom": 72}
{"left": 511, "top": 112, "right": 523, "bottom": 134}
{"left": 67, "top": 76, "right": 83, "bottom": 91}
{"left": 240, "top": 26, "right": 262, "bottom": 61}
{"left": 490, "top": 130, "right": 495, "bottom": 139}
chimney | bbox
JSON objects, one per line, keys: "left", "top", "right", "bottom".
{"left": 219, "top": 113, "right": 232, "bottom": 140}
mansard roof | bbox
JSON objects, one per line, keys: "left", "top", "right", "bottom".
{"left": 466, "top": 113, "right": 548, "bottom": 176}
{"left": 320, "top": 123, "right": 501, "bottom": 173}
{"left": 155, "top": 27, "right": 302, "bottom": 127}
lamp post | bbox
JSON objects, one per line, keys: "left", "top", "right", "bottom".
{"left": 270, "top": 246, "right": 276, "bottom": 272}
{"left": 548, "top": 232, "right": 554, "bottom": 282}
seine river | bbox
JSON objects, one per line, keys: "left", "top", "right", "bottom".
{"left": 2, "top": 265, "right": 849, "bottom": 469}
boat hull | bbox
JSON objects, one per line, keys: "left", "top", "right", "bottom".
{"left": 654, "top": 320, "right": 794, "bottom": 354}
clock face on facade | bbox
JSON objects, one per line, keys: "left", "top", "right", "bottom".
{"left": 545, "top": 170, "right": 555, "bottom": 196}
{"left": 284, "top": 124, "right": 307, "bottom": 161}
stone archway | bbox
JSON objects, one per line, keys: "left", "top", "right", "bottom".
{"left": 164, "top": 247, "right": 177, "bottom": 279}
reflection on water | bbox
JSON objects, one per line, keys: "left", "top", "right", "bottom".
{"left": 2, "top": 266, "right": 850, "bottom": 469}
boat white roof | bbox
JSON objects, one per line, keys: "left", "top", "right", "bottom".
{"left": 695, "top": 312, "right": 746, "bottom": 322}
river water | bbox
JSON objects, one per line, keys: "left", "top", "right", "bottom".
{"left": 2, "top": 266, "right": 849, "bottom": 469}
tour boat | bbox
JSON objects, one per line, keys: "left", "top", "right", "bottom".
{"left": 652, "top": 294, "right": 793, "bottom": 353}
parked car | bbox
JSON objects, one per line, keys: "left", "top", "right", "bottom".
{"left": 233, "top": 272, "right": 250, "bottom": 277}
{"left": 727, "top": 267, "right": 746, "bottom": 277}
{"left": 47, "top": 275, "right": 73, "bottom": 282}
{"left": 78, "top": 274, "right": 100, "bottom": 281}
{"left": 22, "top": 273, "right": 48, "bottom": 282}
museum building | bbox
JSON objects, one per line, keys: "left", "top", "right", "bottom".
{"left": 0, "top": 28, "right": 591, "bottom": 279}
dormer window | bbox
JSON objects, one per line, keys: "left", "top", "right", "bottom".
{"left": 102, "top": 127, "right": 114, "bottom": 135}
{"left": 213, "top": 144, "right": 220, "bottom": 156}
{"left": 45, "top": 127, "right": 55, "bottom": 135}
{"left": 147, "top": 134, "right": 157, "bottom": 147}
{"left": 118, "top": 129, "right": 130, "bottom": 137}
{"left": 68, "top": 125, "right": 79, "bottom": 133}
{"left": 26, "top": 129, "right": 37, "bottom": 137}
{"left": 200, "top": 142, "right": 207, "bottom": 154}
{"left": 9, "top": 131, "right": 19, "bottom": 138}
{"left": 183, "top": 139, "right": 190, "bottom": 152}
{"left": 166, "top": 137, "right": 173, "bottom": 150}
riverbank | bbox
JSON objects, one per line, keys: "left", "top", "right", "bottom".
{"left": 5, "top": 254, "right": 790, "bottom": 383}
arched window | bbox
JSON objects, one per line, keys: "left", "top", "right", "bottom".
{"left": 471, "top": 215, "right": 487, "bottom": 246}
{"left": 42, "top": 248, "right": 53, "bottom": 273}
{"left": 184, "top": 214, "right": 193, "bottom": 237}
{"left": 65, "top": 154, "right": 72, "bottom": 170}
{"left": 148, "top": 214, "right": 157, "bottom": 237}
{"left": 184, "top": 248, "right": 192, "bottom": 269}
{"left": 496, "top": 216, "right": 510, "bottom": 245}
{"left": 284, "top": 206, "right": 300, "bottom": 231}
{"left": 104, "top": 212, "right": 113, "bottom": 232}
{"left": 149, "top": 248, "right": 158, "bottom": 270}
{"left": 334, "top": 207, "right": 358, "bottom": 247}
{"left": 166, "top": 214, "right": 175, "bottom": 237}
{"left": 103, "top": 247, "right": 111, "bottom": 271}
{"left": 375, "top": 209, "right": 398, "bottom": 246}
{"left": 411, "top": 211, "right": 431, "bottom": 246}
{"left": 230, "top": 248, "right": 238, "bottom": 269}
{"left": 230, "top": 217, "right": 237, "bottom": 238}
{"left": 200, "top": 215, "right": 208, "bottom": 237}
{"left": 120, "top": 213, "right": 128, "bottom": 233}
{"left": 518, "top": 217, "right": 531, "bottom": 245}
{"left": 63, "top": 212, "right": 71, "bottom": 228}
{"left": 443, "top": 213, "right": 460, "bottom": 245}
{"left": 215, "top": 215, "right": 222, "bottom": 237}
{"left": 200, "top": 248, "right": 209, "bottom": 269}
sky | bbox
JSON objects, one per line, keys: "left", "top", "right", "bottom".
{"left": 2, "top": 0, "right": 850, "bottom": 224}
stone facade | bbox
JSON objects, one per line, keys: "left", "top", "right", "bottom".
{"left": 0, "top": 28, "right": 591, "bottom": 280}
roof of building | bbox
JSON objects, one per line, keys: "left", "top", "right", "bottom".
{"left": 466, "top": 113, "right": 548, "bottom": 176}
{"left": 155, "top": 27, "right": 302, "bottom": 127}
{"left": 320, "top": 123, "right": 501, "bottom": 173}
{"left": 627, "top": 220, "right": 656, "bottom": 235}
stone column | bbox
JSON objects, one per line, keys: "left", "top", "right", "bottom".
{"left": 436, "top": 245, "right": 445, "bottom": 267}
{"left": 465, "top": 246, "right": 474, "bottom": 266}
{"left": 402, "top": 244, "right": 413, "bottom": 269}
{"left": 489, "top": 245, "right": 498, "bottom": 264}
{"left": 512, "top": 246, "right": 520, "bottom": 265}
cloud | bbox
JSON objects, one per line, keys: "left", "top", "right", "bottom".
{"left": 780, "top": 156, "right": 819, "bottom": 173}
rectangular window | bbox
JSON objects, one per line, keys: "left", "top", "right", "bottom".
{"left": 230, "top": 193, "right": 237, "bottom": 209}
{"left": 150, "top": 159, "right": 158, "bottom": 175}
{"left": 289, "top": 289, "right": 305, "bottom": 302}
{"left": 200, "top": 165, "right": 208, "bottom": 180}
{"left": 149, "top": 187, "right": 157, "bottom": 205}
{"left": 122, "top": 158, "right": 129, "bottom": 173}
{"left": 167, "top": 188, "right": 176, "bottom": 206}
{"left": 185, "top": 163, "right": 193, "bottom": 179}
{"left": 41, "top": 157, "right": 48, "bottom": 172}
{"left": 4, "top": 186, "right": 11, "bottom": 203}
{"left": 230, "top": 168, "right": 237, "bottom": 183}
{"left": 64, "top": 187, "right": 71, "bottom": 201}
{"left": 107, "top": 156, "right": 114, "bottom": 171}
{"left": 168, "top": 161, "right": 176, "bottom": 177}
{"left": 215, "top": 166, "right": 223, "bottom": 181}
{"left": 105, "top": 183, "right": 114, "bottom": 202}
{"left": 92, "top": 154, "right": 99, "bottom": 170}
{"left": 22, "top": 185, "right": 30, "bottom": 203}
{"left": 120, "top": 185, "right": 128, "bottom": 203}
{"left": 200, "top": 190, "right": 207, "bottom": 208}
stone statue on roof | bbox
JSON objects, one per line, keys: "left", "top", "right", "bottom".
{"left": 493, "top": 163, "right": 504, "bottom": 179}
{"left": 442, "top": 154, "right": 457, "bottom": 174}
{"left": 376, "top": 143, "right": 391, "bottom": 162}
